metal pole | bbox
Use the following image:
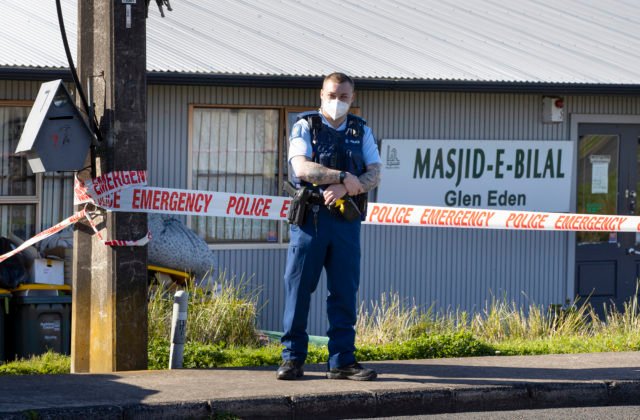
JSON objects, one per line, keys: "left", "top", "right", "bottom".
{"left": 169, "top": 290, "right": 188, "bottom": 369}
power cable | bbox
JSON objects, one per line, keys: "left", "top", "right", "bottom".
{"left": 54, "top": 0, "right": 103, "bottom": 144}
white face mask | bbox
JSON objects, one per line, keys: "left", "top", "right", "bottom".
{"left": 322, "top": 99, "right": 350, "bottom": 120}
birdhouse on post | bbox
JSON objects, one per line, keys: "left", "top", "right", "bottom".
{"left": 15, "top": 79, "right": 93, "bottom": 173}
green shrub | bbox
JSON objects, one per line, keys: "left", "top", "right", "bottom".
{"left": 149, "top": 339, "right": 277, "bottom": 369}
{"left": 0, "top": 350, "right": 69, "bottom": 375}
{"left": 147, "top": 338, "right": 171, "bottom": 370}
{"left": 356, "top": 331, "right": 492, "bottom": 361}
{"left": 147, "top": 331, "right": 492, "bottom": 370}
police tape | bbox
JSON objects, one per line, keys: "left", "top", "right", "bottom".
{"left": 0, "top": 210, "right": 86, "bottom": 263}
{"left": 82, "top": 185, "right": 638, "bottom": 233}
{"left": 1, "top": 169, "right": 639, "bottom": 263}
{"left": 73, "top": 171, "right": 639, "bottom": 233}
{"left": 0, "top": 207, "right": 151, "bottom": 264}
{"left": 367, "top": 204, "right": 633, "bottom": 232}
{"left": 82, "top": 207, "right": 152, "bottom": 248}
{"left": 0, "top": 171, "right": 153, "bottom": 263}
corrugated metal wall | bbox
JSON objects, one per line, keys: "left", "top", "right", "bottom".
{"left": 4, "top": 80, "right": 640, "bottom": 335}
{"left": 145, "top": 84, "right": 640, "bottom": 335}
{"left": 0, "top": 80, "right": 41, "bottom": 99}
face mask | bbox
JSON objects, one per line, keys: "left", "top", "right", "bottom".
{"left": 322, "top": 99, "right": 350, "bottom": 120}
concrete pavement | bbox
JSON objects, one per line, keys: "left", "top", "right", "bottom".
{"left": 0, "top": 351, "right": 639, "bottom": 419}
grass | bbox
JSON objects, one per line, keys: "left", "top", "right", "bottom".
{"left": 355, "top": 292, "right": 426, "bottom": 346}
{"left": 468, "top": 293, "right": 640, "bottom": 346}
{"left": 3, "top": 279, "right": 640, "bottom": 374}
{"left": 492, "top": 333, "right": 640, "bottom": 356}
{"left": 353, "top": 287, "right": 640, "bottom": 357}
{"left": 0, "top": 350, "right": 69, "bottom": 375}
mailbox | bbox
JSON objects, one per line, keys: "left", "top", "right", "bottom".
{"left": 15, "top": 80, "right": 93, "bottom": 173}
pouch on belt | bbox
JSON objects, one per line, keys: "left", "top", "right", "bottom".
{"left": 330, "top": 196, "right": 362, "bottom": 222}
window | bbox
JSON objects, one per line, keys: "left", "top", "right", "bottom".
{"left": 0, "top": 104, "right": 37, "bottom": 241}
{"left": 0, "top": 102, "right": 75, "bottom": 243}
{"left": 190, "top": 106, "right": 281, "bottom": 244}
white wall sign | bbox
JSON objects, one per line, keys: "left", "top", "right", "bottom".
{"left": 378, "top": 139, "right": 574, "bottom": 212}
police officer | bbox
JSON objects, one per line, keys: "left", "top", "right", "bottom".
{"left": 278, "top": 72, "right": 382, "bottom": 381}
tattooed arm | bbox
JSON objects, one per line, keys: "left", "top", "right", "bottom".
{"left": 290, "top": 155, "right": 364, "bottom": 196}
{"left": 358, "top": 163, "right": 382, "bottom": 192}
{"left": 290, "top": 156, "right": 340, "bottom": 185}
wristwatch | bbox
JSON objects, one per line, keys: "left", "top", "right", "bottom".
{"left": 339, "top": 171, "right": 346, "bottom": 184}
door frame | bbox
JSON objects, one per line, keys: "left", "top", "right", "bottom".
{"left": 568, "top": 114, "right": 640, "bottom": 304}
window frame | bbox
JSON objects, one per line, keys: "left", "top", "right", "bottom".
{"left": 188, "top": 104, "right": 289, "bottom": 249}
{"left": 0, "top": 100, "right": 42, "bottom": 238}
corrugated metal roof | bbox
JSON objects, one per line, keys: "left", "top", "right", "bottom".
{"left": 2, "top": 0, "right": 640, "bottom": 84}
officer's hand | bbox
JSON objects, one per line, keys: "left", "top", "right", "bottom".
{"left": 323, "top": 184, "right": 347, "bottom": 206}
{"left": 343, "top": 172, "right": 364, "bottom": 196}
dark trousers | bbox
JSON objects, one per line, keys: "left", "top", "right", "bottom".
{"left": 281, "top": 205, "right": 361, "bottom": 369}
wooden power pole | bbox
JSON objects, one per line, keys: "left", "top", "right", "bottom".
{"left": 71, "top": 0, "right": 148, "bottom": 372}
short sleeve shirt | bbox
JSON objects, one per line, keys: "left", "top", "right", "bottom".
{"left": 288, "top": 113, "right": 382, "bottom": 165}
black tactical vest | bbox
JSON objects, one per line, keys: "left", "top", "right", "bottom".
{"left": 290, "top": 111, "right": 367, "bottom": 189}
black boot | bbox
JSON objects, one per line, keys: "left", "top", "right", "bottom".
{"left": 276, "top": 360, "right": 304, "bottom": 380}
{"left": 327, "top": 362, "right": 377, "bottom": 381}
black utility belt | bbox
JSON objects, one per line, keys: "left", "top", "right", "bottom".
{"left": 283, "top": 182, "right": 367, "bottom": 226}
{"left": 306, "top": 195, "right": 325, "bottom": 205}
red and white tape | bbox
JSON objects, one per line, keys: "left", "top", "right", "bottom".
{"left": 82, "top": 206, "right": 152, "bottom": 247}
{"left": 1, "top": 170, "right": 639, "bottom": 263}
{"left": 366, "top": 203, "right": 635, "bottom": 232}
{"left": 74, "top": 171, "right": 640, "bottom": 233}
{"left": 0, "top": 210, "right": 86, "bottom": 263}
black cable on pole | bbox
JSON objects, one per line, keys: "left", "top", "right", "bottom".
{"left": 55, "top": 0, "right": 102, "bottom": 143}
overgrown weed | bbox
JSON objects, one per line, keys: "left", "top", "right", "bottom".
{"left": 355, "top": 291, "right": 423, "bottom": 346}
{"left": 468, "top": 294, "right": 598, "bottom": 342}
{"left": 356, "top": 287, "right": 640, "bottom": 346}
{"left": 148, "top": 270, "right": 261, "bottom": 347}
{"left": 7, "top": 280, "right": 640, "bottom": 374}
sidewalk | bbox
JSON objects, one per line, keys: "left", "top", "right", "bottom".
{"left": 1, "top": 352, "right": 639, "bottom": 419}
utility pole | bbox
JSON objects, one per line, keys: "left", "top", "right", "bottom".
{"left": 72, "top": 0, "right": 148, "bottom": 372}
